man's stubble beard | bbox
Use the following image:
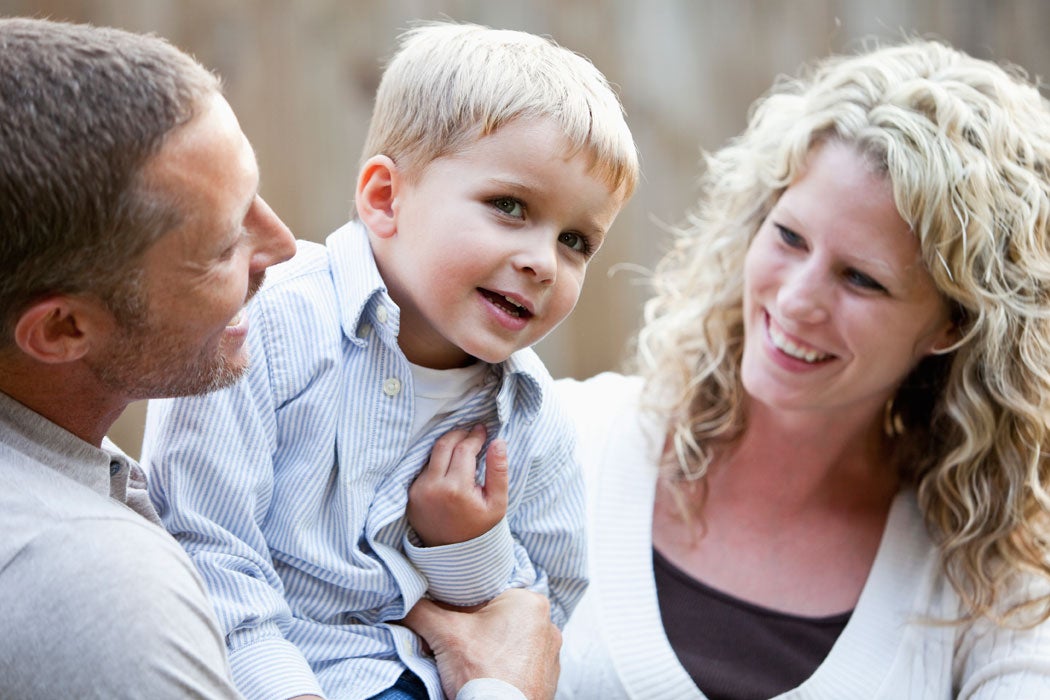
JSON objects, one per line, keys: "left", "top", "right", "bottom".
{"left": 87, "top": 271, "right": 264, "bottom": 400}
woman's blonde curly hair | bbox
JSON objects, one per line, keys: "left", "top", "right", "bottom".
{"left": 637, "top": 38, "right": 1050, "bottom": 625}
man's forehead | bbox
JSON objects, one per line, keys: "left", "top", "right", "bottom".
{"left": 149, "top": 96, "right": 257, "bottom": 196}
{"left": 138, "top": 93, "right": 259, "bottom": 255}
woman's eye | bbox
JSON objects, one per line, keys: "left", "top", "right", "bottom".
{"left": 844, "top": 268, "right": 886, "bottom": 292}
{"left": 492, "top": 197, "right": 524, "bottom": 219}
{"left": 776, "top": 224, "right": 805, "bottom": 248}
{"left": 558, "top": 231, "right": 592, "bottom": 255}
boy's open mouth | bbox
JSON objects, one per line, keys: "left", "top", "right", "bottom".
{"left": 479, "top": 288, "right": 532, "bottom": 319}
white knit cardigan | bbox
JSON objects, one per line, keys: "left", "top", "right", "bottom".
{"left": 555, "top": 373, "right": 1050, "bottom": 700}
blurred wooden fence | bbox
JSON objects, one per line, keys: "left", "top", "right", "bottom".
{"left": 3, "top": 0, "right": 1049, "bottom": 456}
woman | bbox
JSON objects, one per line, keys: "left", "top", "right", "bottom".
{"left": 556, "top": 39, "right": 1050, "bottom": 698}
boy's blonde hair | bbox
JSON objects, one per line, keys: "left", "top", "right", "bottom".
{"left": 360, "top": 21, "right": 638, "bottom": 197}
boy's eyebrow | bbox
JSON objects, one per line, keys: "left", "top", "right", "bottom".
{"left": 486, "top": 175, "right": 536, "bottom": 192}
{"left": 583, "top": 225, "right": 610, "bottom": 247}
{"left": 486, "top": 176, "right": 611, "bottom": 235}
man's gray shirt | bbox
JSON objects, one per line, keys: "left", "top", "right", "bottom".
{"left": 0, "top": 391, "right": 240, "bottom": 699}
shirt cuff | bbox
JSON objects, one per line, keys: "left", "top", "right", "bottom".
{"left": 457, "top": 678, "right": 528, "bottom": 700}
{"left": 403, "top": 518, "right": 515, "bottom": 606}
{"left": 228, "top": 635, "right": 325, "bottom": 700}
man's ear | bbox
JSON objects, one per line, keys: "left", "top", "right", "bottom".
{"left": 356, "top": 155, "right": 401, "bottom": 239}
{"left": 13, "top": 296, "right": 105, "bottom": 364}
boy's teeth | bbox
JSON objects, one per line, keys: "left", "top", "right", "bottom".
{"left": 227, "top": 310, "right": 243, "bottom": 327}
{"left": 480, "top": 288, "right": 530, "bottom": 318}
{"left": 769, "top": 323, "right": 827, "bottom": 363}
{"left": 501, "top": 297, "right": 523, "bottom": 317}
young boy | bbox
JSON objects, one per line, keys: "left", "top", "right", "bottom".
{"left": 144, "top": 21, "right": 638, "bottom": 700}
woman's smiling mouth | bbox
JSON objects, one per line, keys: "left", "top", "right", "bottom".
{"left": 767, "top": 315, "right": 831, "bottom": 363}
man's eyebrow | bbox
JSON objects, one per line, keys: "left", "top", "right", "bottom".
{"left": 236, "top": 147, "right": 262, "bottom": 219}
{"left": 231, "top": 166, "right": 262, "bottom": 230}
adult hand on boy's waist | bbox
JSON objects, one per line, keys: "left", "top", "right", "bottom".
{"left": 403, "top": 588, "right": 560, "bottom": 700}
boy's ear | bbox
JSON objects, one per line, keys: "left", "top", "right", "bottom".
{"left": 13, "top": 295, "right": 106, "bottom": 364}
{"left": 356, "top": 155, "right": 401, "bottom": 239}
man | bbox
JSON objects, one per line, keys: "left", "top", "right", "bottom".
{"left": 0, "top": 18, "right": 557, "bottom": 699}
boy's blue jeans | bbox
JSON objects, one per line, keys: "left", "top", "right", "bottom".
{"left": 367, "top": 670, "right": 429, "bottom": 700}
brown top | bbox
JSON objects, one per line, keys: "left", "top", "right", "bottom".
{"left": 654, "top": 547, "right": 851, "bottom": 700}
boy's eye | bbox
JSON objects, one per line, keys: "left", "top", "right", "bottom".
{"left": 491, "top": 197, "right": 524, "bottom": 219}
{"left": 558, "top": 231, "right": 592, "bottom": 255}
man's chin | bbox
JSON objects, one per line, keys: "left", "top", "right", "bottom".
{"left": 181, "top": 351, "right": 250, "bottom": 397}
{"left": 98, "top": 354, "right": 249, "bottom": 402}
{"left": 195, "top": 359, "right": 247, "bottom": 395}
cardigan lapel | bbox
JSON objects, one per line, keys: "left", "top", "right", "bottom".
{"left": 593, "top": 401, "right": 706, "bottom": 699}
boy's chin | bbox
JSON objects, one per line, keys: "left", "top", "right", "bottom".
{"left": 467, "top": 344, "right": 526, "bottom": 365}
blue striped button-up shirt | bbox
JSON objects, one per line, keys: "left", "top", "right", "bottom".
{"left": 143, "top": 221, "right": 587, "bottom": 700}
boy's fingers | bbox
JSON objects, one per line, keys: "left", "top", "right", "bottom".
{"left": 425, "top": 428, "right": 470, "bottom": 477}
{"left": 446, "top": 424, "right": 487, "bottom": 482}
{"left": 482, "top": 438, "right": 509, "bottom": 509}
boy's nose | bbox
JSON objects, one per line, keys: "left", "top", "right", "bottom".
{"left": 515, "top": 237, "right": 558, "bottom": 286}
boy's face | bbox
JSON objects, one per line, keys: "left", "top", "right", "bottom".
{"left": 373, "top": 117, "right": 626, "bottom": 369}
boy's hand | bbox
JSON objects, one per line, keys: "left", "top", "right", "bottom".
{"left": 407, "top": 425, "right": 509, "bottom": 547}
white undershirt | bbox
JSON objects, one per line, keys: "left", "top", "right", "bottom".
{"left": 408, "top": 361, "right": 489, "bottom": 442}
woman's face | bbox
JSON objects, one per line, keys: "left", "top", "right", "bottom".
{"left": 740, "top": 141, "right": 955, "bottom": 421}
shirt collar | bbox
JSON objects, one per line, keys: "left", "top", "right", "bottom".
{"left": 0, "top": 390, "right": 125, "bottom": 499}
{"left": 493, "top": 347, "right": 549, "bottom": 424}
{"left": 326, "top": 220, "right": 389, "bottom": 346}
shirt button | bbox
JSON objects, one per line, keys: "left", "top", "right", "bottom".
{"left": 109, "top": 461, "right": 121, "bottom": 476}
{"left": 357, "top": 323, "right": 372, "bottom": 339}
{"left": 376, "top": 306, "right": 389, "bottom": 324}
{"left": 382, "top": 377, "right": 402, "bottom": 396}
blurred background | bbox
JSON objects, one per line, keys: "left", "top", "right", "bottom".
{"left": 3, "top": 0, "right": 1048, "bottom": 457}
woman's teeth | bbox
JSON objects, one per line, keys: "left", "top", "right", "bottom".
{"left": 769, "top": 323, "right": 828, "bottom": 363}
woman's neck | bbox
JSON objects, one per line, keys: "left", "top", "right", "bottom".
{"left": 653, "top": 398, "right": 901, "bottom": 615}
{"left": 707, "top": 399, "right": 899, "bottom": 515}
